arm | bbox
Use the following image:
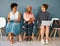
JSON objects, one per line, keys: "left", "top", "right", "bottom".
{"left": 23, "top": 13, "right": 29, "bottom": 21}
{"left": 47, "top": 12, "right": 50, "bottom": 20}
{"left": 18, "top": 12, "right": 21, "bottom": 22}
{"left": 32, "top": 13, "right": 35, "bottom": 21}
{"left": 7, "top": 13, "right": 10, "bottom": 22}
{"left": 28, "top": 13, "right": 35, "bottom": 24}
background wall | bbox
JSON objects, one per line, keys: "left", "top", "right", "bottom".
{"left": 0, "top": 0, "right": 60, "bottom": 18}
{"left": 0, "top": 0, "right": 60, "bottom": 36}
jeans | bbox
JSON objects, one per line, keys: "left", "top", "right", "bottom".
{"left": 24, "top": 21, "right": 34, "bottom": 36}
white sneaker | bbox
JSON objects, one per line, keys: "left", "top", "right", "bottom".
{"left": 41, "top": 39, "right": 45, "bottom": 44}
{"left": 45, "top": 40, "right": 49, "bottom": 44}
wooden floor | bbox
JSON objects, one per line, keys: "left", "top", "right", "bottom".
{"left": 0, "top": 37, "right": 60, "bottom": 46}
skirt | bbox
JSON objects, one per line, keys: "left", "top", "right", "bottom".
{"left": 6, "top": 22, "right": 21, "bottom": 35}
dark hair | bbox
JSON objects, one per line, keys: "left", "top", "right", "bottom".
{"left": 42, "top": 4, "right": 48, "bottom": 10}
{"left": 10, "top": 3, "right": 18, "bottom": 10}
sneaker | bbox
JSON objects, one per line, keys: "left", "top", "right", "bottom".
{"left": 41, "top": 39, "right": 45, "bottom": 44}
{"left": 45, "top": 40, "right": 49, "bottom": 44}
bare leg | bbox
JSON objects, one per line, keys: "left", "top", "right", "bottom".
{"left": 45, "top": 26, "right": 49, "bottom": 44}
{"left": 6, "top": 33, "right": 10, "bottom": 40}
{"left": 45, "top": 26, "right": 49, "bottom": 40}
{"left": 10, "top": 33, "right": 14, "bottom": 44}
{"left": 40, "top": 26, "right": 44, "bottom": 40}
{"left": 40, "top": 26, "right": 45, "bottom": 44}
{"left": 19, "top": 34, "right": 22, "bottom": 42}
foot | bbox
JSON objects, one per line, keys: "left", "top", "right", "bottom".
{"left": 26, "top": 38, "right": 28, "bottom": 41}
{"left": 10, "top": 39, "right": 13, "bottom": 44}
{"left": 41, "top": 39, "right": 45, "bottom": 44}
{"left": 19, "top": 35, "right": 22, "bottom": 42}
{"left": 19, "top": 38, "right": 22, "bottom": 42}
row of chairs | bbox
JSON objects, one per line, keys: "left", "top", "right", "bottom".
{"left": 0, "top": 17, "right": 60, "bottom": 41}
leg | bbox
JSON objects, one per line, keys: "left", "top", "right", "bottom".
{"left": 38, "top": 28, "right": 41, "bottom": 40}
{"left": 24, "top": 22, "right": 29, "bottom": 36}
{"left": 23, "top": 32, "right": 26, "bottom": 40}
{"left": 50, "top": 28, "right": 55, "bottom": 37}
{"left": 6, "top": 33, "right": 10, "bottom": 40}
{"left": 9, "top": 33, "right": 14, "bottom": 44}
{"left": 40, "top": 26, "right": 45, "bottom": 44}
{"left": 45, "top": 26, "right": 50, "bottom": 44}
{"left": 0, "top": 28, "right": 3, "bottom": 40}
{"left": 19, "top": 34, "right": 22, "bottom": 42}
{"left": 45, "top": 26, "right": 49, "bottom": 40}
{"left": 24, "top": 21, "right": 29, "bottom": 40}
{"left": 58, "top": 29, "right": 60, "bottom": 38}
{"left": 40, "top": 26, "right": 44, "bottom": 40}
{"left": 29, "top": 23, "right": 34, "bottom": 40}
{"left": 53, "top": 29, "right": 57, "bottom": 40}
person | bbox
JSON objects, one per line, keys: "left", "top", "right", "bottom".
{"left": 23, "top": 6, "right": 35, "bottom": 41}
{"left": 37, "top": 4, "right": 50, "bottom": 44}
{"left": 6, "top": 3, "right": 22, "bottom": 44}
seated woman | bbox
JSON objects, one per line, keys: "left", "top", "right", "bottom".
{"left": 37, "top": 4, "right": 50, "bottom": 44}
{"left": 23, "top": 6, "right": 35, "bottom": 41}
{"left": 6, "top": 3, "right": 22, "bottom": 44}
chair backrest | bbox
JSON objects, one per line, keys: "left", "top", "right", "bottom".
{"left": 52, "top": 20, "right": 60, "bottom": 28}
{"left": 51, "top": 18, "right": 59, "bottom": 26}
{"left": 51, "top": 18, "right": 59, "bottom": 22}
{"left": 0, "top": 17, "right": 6, "bottom": 28}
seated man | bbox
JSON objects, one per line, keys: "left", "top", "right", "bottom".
{"left": 23, "top": 6, "right": 35, "bottom": 41}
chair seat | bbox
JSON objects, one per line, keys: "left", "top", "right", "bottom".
{"left": 54, "top": 28, "right": 60, "bottom": 30}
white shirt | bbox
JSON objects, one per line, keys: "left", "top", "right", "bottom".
{"left": 10, "top": 11, "right": 18, "bottom": 21}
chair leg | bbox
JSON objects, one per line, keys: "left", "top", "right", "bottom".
{"left": 37, "top": 30, "right": 40, "bottom": 40}
{"left": 37, "top": 30, "right": 39, "bottom": 37}
{"left": 2, "top": 28, "right": 6, "bottom": 36}
{"left": 23, "top": 32, "right": 26, "bottom": 40}
{"left": 6, "top": 34, "right": 9, "bottom": 41}
{"left": 38, "top": 33, "right": 40, "bottom": 41}
{"left": 53, "top": 29, "right": 57, "bottom": 40}
{"left": 31, "top": 33, "right": 34, "bottom": 40}
{"left": 0, "top": 28, "right": 3, "bottom": 40}
{"left": 50, "top": 29, "right": 55, "bottom": 37}
{"left": 58, "top": 30, "right": 60, "bottom": 38}
{"left": 2, "top": 28, "right": 6, "bottom": 41}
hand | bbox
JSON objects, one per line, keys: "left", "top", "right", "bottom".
{"left": 29, "top": 18, "right": 34, "bottom": 22}
{"left": 14, "top": 20, "right": 19, "bottom": 23}
{"left": 28, "top": 22, "right": 31, "bottom": 24}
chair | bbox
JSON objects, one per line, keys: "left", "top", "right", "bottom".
{"left": 50, "top": 18, "right": 60, "bottom": 40}
{"left": 50, "top": 18, "right": 59, "bottom": 26}
{"left": 0, "top": 17, "right": 6, "bottom": 40}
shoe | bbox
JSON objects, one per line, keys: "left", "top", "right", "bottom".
{"left": 45, "top": 40, "right": 49, "bottom": 44}
{"left": 41, "top": 39, "right": 45, "bottom": 44}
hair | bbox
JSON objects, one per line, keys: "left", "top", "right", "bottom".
{"left": 42, "top": 4, "right": 48, "bottom": 10}
{"left": 10, "top": 3, "right": 18, "bottom": 10}
{"left": 26, "top": 6, "right": 32, "bottom": 10}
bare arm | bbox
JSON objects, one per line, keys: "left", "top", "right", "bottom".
{"left": 7, "top": 13, "right": 10, "bottom": 22}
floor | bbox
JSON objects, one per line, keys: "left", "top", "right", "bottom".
{"left": 0, "top": 37, "right": 60, "bottom": 46}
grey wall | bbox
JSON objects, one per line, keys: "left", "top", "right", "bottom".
{"left": 0, "top": 0, "right": 60, "bottom": 19}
